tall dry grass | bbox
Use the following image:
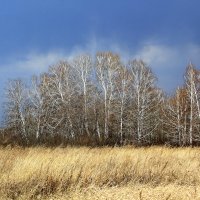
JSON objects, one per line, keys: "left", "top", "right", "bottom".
{"left": 0, "top": 146, "right": 200, "bottom": 199}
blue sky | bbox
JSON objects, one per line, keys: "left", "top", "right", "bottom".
{"left": 0, "top": 0, "right": 200, "bottom": 111}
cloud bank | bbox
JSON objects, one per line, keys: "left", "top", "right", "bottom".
{"left": 1, "top": 39, "right": 200, "bottom": 93}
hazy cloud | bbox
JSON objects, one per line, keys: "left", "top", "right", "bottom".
{"left": 133, "top": 42, "right": 200, "bottom": 92}
{"left": 134, "top": 42, "right": 200, "bottom": 69}
{"left": 1, "top": 39, "right": 200, "bottom": 93}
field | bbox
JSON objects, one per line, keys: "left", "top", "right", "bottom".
{"left": 1, "top": 146, "right": 200, "bottom": 200}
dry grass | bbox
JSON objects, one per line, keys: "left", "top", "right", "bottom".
{"left": 1, "top": 146, "right": 200, "bottom": 199}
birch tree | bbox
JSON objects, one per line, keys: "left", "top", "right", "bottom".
{"left": 114, "top": 65, "right": 132, "bottom": 144}
{"left": 185, "top": 63, "right": 200, "bottom": 145}
{"left": 71, "top": 54, "right": 92, "bottom": 136}
{"left": 163, "top": 87, "right": 189, "bottom": 145}
{"left": 96, "top": 52, "right": 120, "bottom": 140}
{"left": 5, "top": 79, "right": 28, "bottom": 144}
{"left": 45, "top": 61, "right": 77, "bottom": 140}
{"left": 129, "top": 60, "right": 161, "bottom": 145}
{"left": 28, "top": 75, "right": 49, "bottom": 142}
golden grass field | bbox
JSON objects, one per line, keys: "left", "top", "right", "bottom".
{"left": 1, "top": 146, "right": 200, "bottom": 200}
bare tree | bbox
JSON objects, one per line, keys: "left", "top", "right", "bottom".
{"left": 44, "top": 61, "right": 77, "bottom": 140}
{"left": 4, "top": 51, "right": 200, "bottom": 147}
{"left": 163, "top": 87, "right": 189, "bottom": 145}
{"left": 96, "top": 52, "right": 120, "bottom": 140}
{"left": 28, "top": 75, "right": 50, "bottom": 142}
{"left": 114, "top": 65, "right": 132, "bottom": 144}
{"left": 71, "top": 54, "right": 92, "bottom": 136}
{"left": 129, "top": 60, "right": 161, "bottom": 145}
{"left": 185, "top": 63, "right": 200, "bottom": 145}
{"left": 5, "top": 79, "right": 28, "bottom": 144}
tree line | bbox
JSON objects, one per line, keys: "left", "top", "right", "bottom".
{"left": 1, "top": 52, "right": 200, "bottom": 147}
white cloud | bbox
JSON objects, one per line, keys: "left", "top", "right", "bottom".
{"left": 0, "top": 51, "right": 69, "bottom": 77}
{"left": 134, "top": 44, "right": 178, "bottom": 67}
{"left": 134, "top": 42, "right": 200, "bottom": 69}
{"left": 14, "top": 51, "right": 69, "bottom": 73}
{"left": 0, "top": 37, "right": 132, "bottom": 75}
{"left": 1, "top": 38, "right": 200, "bottom": 93}
{"left": 131, "top": 41, "right": 200, "bottom": 92}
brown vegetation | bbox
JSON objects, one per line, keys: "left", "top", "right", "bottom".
{"left": 0, "top": 146, "right": 200, "bottom": 199}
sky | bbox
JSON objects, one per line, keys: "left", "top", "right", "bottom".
{"left": 0, "top": 0, "right": 200, "bottom": 117}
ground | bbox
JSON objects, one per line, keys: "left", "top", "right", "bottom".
{"left": 0, "top": 146, "right": 200, "bottom": 199}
